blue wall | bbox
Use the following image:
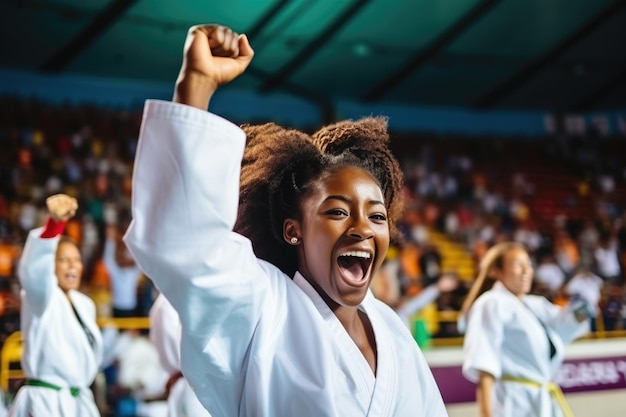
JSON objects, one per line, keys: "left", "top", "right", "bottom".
{"left": 1, "top": 68, "right": 624, "bottom": 137}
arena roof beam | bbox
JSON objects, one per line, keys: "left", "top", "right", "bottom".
{"left": 362, "top": 0, "right": 501, "bottom": 102}
{"left": 245, "top": 0, "right": 292, "bottom": 40}
{"left": 260, "top": 0, "right": 371, "bottom": 93}
{"left": 247, "top": 67, "right": 335, "bottom": 124}
{"left": 240, "top": 1, "right": 335, "bottom": 123}
{"left": 40, "top": 0, "right": 138, "bottom": 73}
{"left": 474, "top": 0, "right": 626, "bottom": 109}
{"left": 573, "top": 66, "right": 626, "bottom": 111}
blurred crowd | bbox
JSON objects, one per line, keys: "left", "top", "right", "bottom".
{"left": 0, "top": 96, "right": 626, "bottom": 412}
{"left": 379, "top": 129, "right": 626, "bottom": 337}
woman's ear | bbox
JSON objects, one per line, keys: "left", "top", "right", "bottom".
{"left": 283, "top": 218, "right": 302, "bottom": 245}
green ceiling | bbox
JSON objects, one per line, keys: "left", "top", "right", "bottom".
{"left": 1, "top": 0, "right": 625, "bottom": 111}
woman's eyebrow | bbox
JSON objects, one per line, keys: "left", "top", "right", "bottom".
{"left": 324, "top": 195, "right": 385, "bottom": 206}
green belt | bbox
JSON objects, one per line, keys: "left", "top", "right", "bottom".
{"left": 24, "top": 379, "right": 80, "bottom": 397}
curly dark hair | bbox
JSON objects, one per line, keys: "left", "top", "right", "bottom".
{"left": 234, "top": 117, "right": 404, "bottom": 277}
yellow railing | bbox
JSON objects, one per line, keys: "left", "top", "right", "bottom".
{"left": 427, "top": 309, "right": 626, "bottom": 347}
{"left": 0, "top": 331, "right": 23, "bottom": 393}
{"left": 0, "top": 317, "right": 152, "bottom": 392}
{"left": 2, "top": 313, "right": 625, "bottom": 391}
{"left": 97, "top": 317, "right": 151, "bottom": 330}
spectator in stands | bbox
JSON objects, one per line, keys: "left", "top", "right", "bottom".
{"left": 578, "top": 220, "right": 599, "bottom": 265}
{"left": 565, "top": 265, "right": 603, "bottom": 330}
{"left": 553, "top": 228, "right": 579, "bottom": 278}
{"left": 396, "top": 272, "right": 459, "bottom": 330}
{"left": 513, "top": 220, "right": 541, "bottom": 254}
{"left": 418, "top": 243, "right": 442, "bottom": 287}
{"left": 600, "top": 284, "right": 625, "bottom": 331}
{"left": 534, "top": 253, "right": 566, "bottom": 300}
{"left": 124, "top": 23, "right": 448, "bottom": 417}
{"left": 0, "top": 275, "right": 21, "bottom": 349}
{"left": 10, "top": 194, "right": 103, "bottom": 417}
{"left": 370, "top": 246, "right": 402, "bottom": 308}
{"left": 460, "top": 241, "right": 593, "bottom": 417}
{"left": 594, "top": 234, "right": 622, "bottom": 285}
{"left": 103, "top": 223, "right": 142, "bottom": 318}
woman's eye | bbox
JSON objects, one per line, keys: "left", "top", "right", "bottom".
{"left": 326, "top": 209, "right": 347, "bottom": 216}
{"left": 370, "top": 213, "right": 387, "bottom": 221}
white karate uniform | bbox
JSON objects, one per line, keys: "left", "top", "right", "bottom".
{"left": 9, "top": 228, "right": 103, "bottom": 417}
{"left": 149, "top": 294, "right": 211, "bottom": 417}
{"left": 124, "top": 100, "right": 448, "bottom": 417}
{"left": 462, "top": 282, "right": 589, "bottom": 417}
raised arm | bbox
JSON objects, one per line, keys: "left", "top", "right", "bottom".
{"left": 124, "top": 23, "right": 258, "bottom": 306}
{"left": 537, "top": 297, "right": 591, "bottom": 344}
{"left": 102, "top": 226, "right": 120, "bottom": 277}
{"left": 19, "top": 194, "right": 78, "bottom": 313}
{"left": 123, "top": 26, "right": 278, "bottom": 400}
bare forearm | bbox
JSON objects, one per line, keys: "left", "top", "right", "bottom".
{"left": 477, "top": 371, "right": 495, "bottom": 417}
{"left": 173, "top": 73, "right": 217, "bottom": 110}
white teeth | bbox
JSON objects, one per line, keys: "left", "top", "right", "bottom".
{"left": 340, "top": 251, "right": 371, "bottom": 259}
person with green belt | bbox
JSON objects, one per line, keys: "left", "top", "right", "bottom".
{"left": 9, "top": 194, "right": 103, "bottom": 417}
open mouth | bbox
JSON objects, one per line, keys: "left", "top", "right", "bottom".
{"left": 64, "top": 272, "right": 78, "bottom": 282}
{"left": 337, "top": 251, "right": 373, "bottom": 285}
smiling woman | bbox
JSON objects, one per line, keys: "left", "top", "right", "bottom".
{"left": 55, "top": 237, "right": 83, "bottom": 293}
{"left": 460, "top": 242, "right": 598, "bottom": 417}
{"left": 124, "top": 23, "right": 448, "bottom": 417}
{"left": 9, "top": 194, "right": 103, "bottom": 417}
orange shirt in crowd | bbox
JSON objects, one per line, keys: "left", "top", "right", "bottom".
{"left": 0, "top": 243, "right": 20, "bottom": 278}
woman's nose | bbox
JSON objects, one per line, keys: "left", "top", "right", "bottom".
{"left": 348, "top": 218, "right": 374, "bottom": 240}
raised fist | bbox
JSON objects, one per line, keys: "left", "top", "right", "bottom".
{"left": 179, "top": 24, "right": 254, "bottom": 89}
{"left": 46, "top": 194, "right": 78, "bottom": 222}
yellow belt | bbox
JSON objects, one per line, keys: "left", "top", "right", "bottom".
{"left": 502, "top": 375, "right": 574, "bottom": 417}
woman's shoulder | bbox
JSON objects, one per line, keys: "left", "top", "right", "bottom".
{"left": 475, "top": 287, "right": 507, "bottom": 305}
{"left": 472, "top": 288, "right": 516, "bottom": 316}
{"left": 72, "top": 289, "right": 97, "bottom": 309}
{"left": 523, "top": 293, "right": 557, "bottom": 314}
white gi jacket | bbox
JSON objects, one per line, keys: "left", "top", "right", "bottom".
{"left": 462, "top": 282, "right": 589, "bottom": 417}
{"left": 150, "top": 294, "right": 211, "bottom": 417}
{"left": 10, "top": 228, "right": 103, "bottom": 417}
{"left": 125, "top": 100, "right": 448, "bottom": 417}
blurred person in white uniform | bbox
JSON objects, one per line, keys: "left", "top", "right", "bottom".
{"left": 110, "top": 328, "right": 169, "bottom": 417}
{"left": 9, "top": 194, "right": 103, "bottom": 417}
{"left": 534, "top": 253, "right": 566, "bottom": 296}
{"left": 459, "top": 242, "right": 595, "bottom": 417}
{"left": 150, "top": 293, "right": 211, "bottom": 417}
{"left": 124, "top": 23, "right": 448, "bottom": 417}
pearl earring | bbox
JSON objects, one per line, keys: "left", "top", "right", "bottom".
{"left": 290, "top": 237, "right": 299, "bottom": 244}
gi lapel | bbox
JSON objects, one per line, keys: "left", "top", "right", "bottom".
{"left": 523, "top": 301, "right": 556, "bottom": 359}
{"left": 68, "top": 295, "right": 96, "bottom": 351}
{"left": 362, "top": 297, "right": 395, "bottom": 417}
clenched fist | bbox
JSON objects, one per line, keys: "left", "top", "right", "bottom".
{"left": 174, "top": 24, "right": 254, "bottom": 110}
{"left": 46, "top": 194, "right": 78, "bottom": 222}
